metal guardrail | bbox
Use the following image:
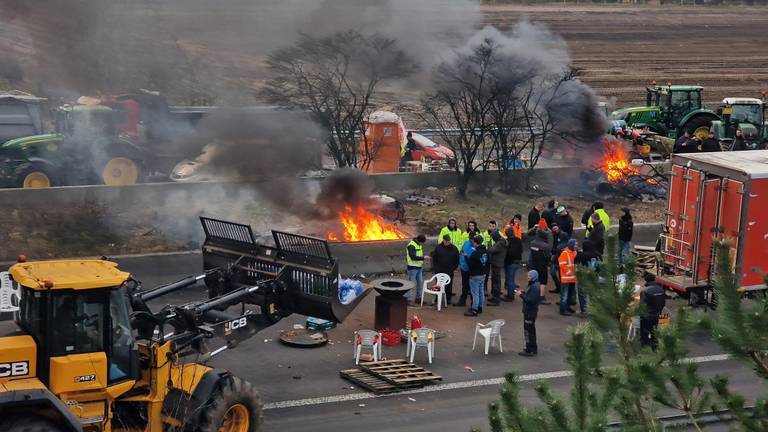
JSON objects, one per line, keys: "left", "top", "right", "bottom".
{"left": 607, "top": 406, "right": 756, "bottom": 431}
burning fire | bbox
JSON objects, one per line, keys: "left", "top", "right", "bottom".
{"left": 599, "top": 141, "right": 639, "bottom": 183}
{"left": 327, "top": 206, "right": 409, "bottom": 242}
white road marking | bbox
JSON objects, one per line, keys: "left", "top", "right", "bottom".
{"left": 263, "top": 353, "right": 732, "bottom": 410}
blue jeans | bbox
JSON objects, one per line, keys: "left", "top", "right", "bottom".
{"left": 619, "top": 240, "right": 632, "bottom": 266}
{"left": 469, "top": 275, "right": 485, "bottom": 311}
{"left": 577, "top": 283, "right": 587, "bottom": 313}
{"left": 407, "top": 267, "right": 423, "bottom": 302}
{"left": 560, "top": 282, "right": 575, "bottom": 312}
{"left": 505, "top": 263, "right": 520, "bottom": 299}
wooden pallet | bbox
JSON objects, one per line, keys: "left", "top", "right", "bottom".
{"left": 340, "top": 369, "right": 422, "bottom": 395}
{"left": 360, "top": 359, "right": 442, "bottom": 385}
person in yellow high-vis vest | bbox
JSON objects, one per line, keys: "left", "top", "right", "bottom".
{"left": 438, "top": 218, "right": 464, "bottom": 250}
{"left": 406, "top": 234, "right": 430, "bottom": 303}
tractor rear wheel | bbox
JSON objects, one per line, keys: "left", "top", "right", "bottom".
{"left": 194, "top": 376, "right": 263, "bottom": 432}
{"left": 16, "top": 164, "right": 57, "bottom": 189}
{"left": 101, "top": 157, "right": 142, "bottom": 186}
{"left": 0, "top": 415, "right": 65, "bottom": 432}
{"left": 682, "top": 116, "right": 713, "bottom": 143}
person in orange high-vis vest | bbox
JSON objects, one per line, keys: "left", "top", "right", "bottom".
{"left": 558, "top": 239, "right": 578, "bottom": 315}
{"left": 503, "top": 214, "right": 524, "bottom": 240}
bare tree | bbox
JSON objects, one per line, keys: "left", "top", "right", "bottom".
{"left": 516, "top": 68, "right": 606, "bottom": 190}
{"left": 419, "top": 38, "right": 501, "bottom": 197}
{"left": 262, "top": 30, "right": 417, "bottom": 168}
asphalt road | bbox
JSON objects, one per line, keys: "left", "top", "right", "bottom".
{"left": 115, "top": 253, "right": 767, "bottom": 432}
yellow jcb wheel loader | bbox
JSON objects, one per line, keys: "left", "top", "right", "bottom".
{"left": 0, "top": 217, "right": 367, "bottom": 431}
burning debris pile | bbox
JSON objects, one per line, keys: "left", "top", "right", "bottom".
{"left": 582, "top": 139, "right": 667, "bottom": 201}
{"left": 327, "top": 206, "right": 409, "bottom": 242}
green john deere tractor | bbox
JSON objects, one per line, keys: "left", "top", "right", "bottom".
{"left": 712, "top": 97, "right": 767, "bottom": 150}
{"left": 0, "top": 104, "right": 149, "bottom": 188}
{"left": 610, "top": 85, "right": 720, "bottom": 142}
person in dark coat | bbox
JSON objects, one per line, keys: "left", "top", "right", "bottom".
{"left": 504, "top": 227, "right": 523, "bottom": 302}
{"left": 541, "top": 199, "right": 558, "bottom": 227}
{"left": 527, "top": 202, "right": 544, "bottom": 229}
{"left": 553, "top": 205, "right": 574, "bottom": 237}
{"left": 618, "top": 207, "right": 634, "bottom": 266}
{"left": 574, "top": 239, "right": 601, "bottom": 315}
{"left": 401, "top": 131, "right": 418, "bottom": 164}
{"left": 487, "top": 231, "right": 508, "bottom": 306}
{"left": 581, "top": 203, "right": 596, "bottom": 227}
{"left": 673, "top": 130, "right": 698, "bottom": 153}
{"left": 517, "top": 269, "right": 541, "bottom": 356}
{"left": 732, "top": 129, "right": 746, "bottom": 151}
{"left": 639, "top": 273, "right": 666, "bottom": 351}
{"left": 548, "top": 223, "right": 570, "bottom": 294}
{"left": 431, "top": 234, "right": 460, "bottom": 303}
{"left": 529, "top": 229, "right": 552, "bottom": 305}
{"left": 700, "top": 131, "right": 720, "bottom": 152}
{"left": 588, "top": 213, "right": 606, "bottom": 258}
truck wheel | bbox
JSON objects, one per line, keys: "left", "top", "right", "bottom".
{"left": 102, "top": 157, "right": 142, "bottom": 186}
{"left": 0, "top": 415, "right": 64, "bottom": 432}
{"left": 195, "top": 376, "right": 263, "bottom": 432}
{"left": 16, "top": 164, "right": 56, "bottom": 188}
{"left": 682, "top": 117, "right": 713, "bottom": 142}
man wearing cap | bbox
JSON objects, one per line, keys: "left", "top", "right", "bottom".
{"left": 558, "top": 239, "right": 578, "bottom": 316}
{"left": 431, "top": 234, "right": 460, "bottom": 304}
{"left": 553, "top": 205, "right": 574, "bottom": 237}
{"left": 405, "top": 234, "right": 430, "bottom": 303}
{"left": 516, "top": 270, "right": 541, "bottom": 356}
{"left": 639, "top": 273, "right": 666, "bottom": 350}
{"left": 438, "top": 217, "right": 463, "bottom": 250}
{"left": 456, "top": 224, "right": 480, "bottom": 307}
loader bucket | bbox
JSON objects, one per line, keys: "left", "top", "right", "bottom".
{"left": 200, "top": 217, "right": 369, "bottom": 323}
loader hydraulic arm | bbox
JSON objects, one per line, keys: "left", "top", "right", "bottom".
{"left": 129, "top": 267, "right": 286, "bottom": 359}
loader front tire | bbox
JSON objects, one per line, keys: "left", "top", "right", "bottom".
{"left": 195, "top": 376, "right": 263, "bottom": 432}
{"left": 0, "top": 415, "right": 65, "bottom": 432}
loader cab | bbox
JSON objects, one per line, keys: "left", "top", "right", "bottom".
{"left": 10, "top": 259, "right": 140, "bottom": 390}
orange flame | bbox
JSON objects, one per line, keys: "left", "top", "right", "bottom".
{"left": 599, "top": 141, "right": 639, "bottom": 183}
{"left": 327, "top": 206, "right": 409, "bottom": 242}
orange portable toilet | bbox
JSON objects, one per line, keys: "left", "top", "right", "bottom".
{"left": 359, "top": 111, "right": 406, "bottom": 173}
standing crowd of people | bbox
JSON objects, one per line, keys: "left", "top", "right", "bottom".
{"left": 402, "top": 200, "right": 666, "bottom": 357}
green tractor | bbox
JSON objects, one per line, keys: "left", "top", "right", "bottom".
{"left": 712, "top": 97, "right": 767, "bottom": 150}
{"left": 610, "top": 84, "right": 720, "bottom": 142}
{"left": 0, "top": 104, "right": 149, "bottom": 188}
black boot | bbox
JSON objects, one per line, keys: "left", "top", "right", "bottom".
{"left": 464, "top": 309, "right": 478, "bottom": 317}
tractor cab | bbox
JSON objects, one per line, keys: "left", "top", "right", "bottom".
{"left": 9, "top": 259, "right": 140, "bottom": 392}
{"left": 715, "top": 97, "right": 766, "bottom": 148}
{"left": 55, "top": 104, "right": 119, "bottom": 142}
{"left": 646, "top": 85, "right": 704, "bottom": 134}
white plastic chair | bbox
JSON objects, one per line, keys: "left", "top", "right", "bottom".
{"left": 472, "top": 319, "right": 505, "bottom": 355}
{"left": 408, "top": 327, "right": 435, "bottom": 364}
{"left": 421, "top": 273, "right": 451, "bottom": 311}
{"left": 353, "top": 330, "right": 382, "bottom": 365}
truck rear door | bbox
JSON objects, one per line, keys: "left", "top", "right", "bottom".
{"left": 665, "top": 165, "right": 702, "bottom": 271}
{"left": 695, "top": 179, "right": 720, "bottom": 284}
{"left": 717, "top": 178, "right": 744, "bottom": 274}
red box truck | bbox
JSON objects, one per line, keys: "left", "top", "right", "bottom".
{"left": 658, "top": 150, "right": 768, "bottom": 301}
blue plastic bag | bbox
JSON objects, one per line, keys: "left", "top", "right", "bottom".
{"left": 338, "top": 278, "right": 365, "bottom": 305}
